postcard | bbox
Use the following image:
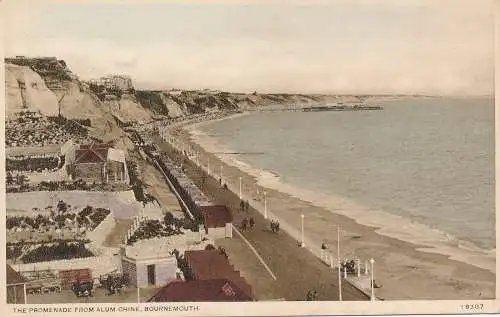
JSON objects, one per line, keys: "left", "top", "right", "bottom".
{"left": 1, "top": 0, "right": 498, "bottom": 316}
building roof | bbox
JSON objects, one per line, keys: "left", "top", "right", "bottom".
{"left": 147, "top": 279, "right": 253, "bottom": 302}
{"left": 185, "top": 250, "right": 231, "bottom": 279}
{"left": 75, "top": 148, "right": 108, "bottom": 164}
{"left": 6, "top": 265, "right": 26, "bottom": 285}
{"left": 75, "top": 142, "right": 110, "bottom": 164}
{"left": 200, "top": 205, "right": 233, "bottom": 228}
{"left": 185, "top": 250, "right": 252, "bottom": 298}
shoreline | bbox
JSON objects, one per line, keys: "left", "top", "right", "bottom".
{"left": 170, "top": 112, "right": 495, "bottom": 300}
{"left": 186, "top": 113, "right": 495, "bottom": 270}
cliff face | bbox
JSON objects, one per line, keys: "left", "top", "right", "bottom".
{"left": 5, "top": 58, "right": 125, "bottom": 140}
{"left": 133, "top": 90, "right": 332, "bottom": 117}
{"left": 5, "top": 56, "right": 355, "bottom": 143}
{"left": 5, "top": 63, "right": 60, "bottom": 116}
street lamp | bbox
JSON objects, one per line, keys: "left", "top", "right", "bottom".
{"left": 264, "top": 191, "right": 268, "bottom": 219}
{"left": 370, "top": 258, "right": 375, "bottom": 301}
{"left": 300, "top": 214, "right": 305, "bottom": 247}
{"left": 220, "top": 165, "right": 223, "bottom": 184}
{"left": 337, "top": 225, "right": 342, "bottom": 301}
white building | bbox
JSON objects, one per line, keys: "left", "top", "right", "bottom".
{"left": 121, "top": 230, "right": 214, "bottom": 288}
{"left": 121, "top": 251, "right": 179, "bottom": 288}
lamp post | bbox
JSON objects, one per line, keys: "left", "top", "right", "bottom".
{"left": 370, "top": 258, "right": 375, "bottom": 301}
{"left": 220, "top": 165, "right": 223, "bottom": 184}
{"left": 264, "top": 191, "right": 268, "bottom": 219}
{"left": 239, "top": 177, "right": 242, "bottom": 199}
{"left": 337, "top": 225, "right": 342, "bottom": 301}
{"left": 300, "top": 214, "right": 305, "bottom": 247}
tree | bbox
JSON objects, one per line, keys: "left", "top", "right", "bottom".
{"left": 163, "top": 212, "right": 175, "bottom": 226}
{"left": 57, "top": 200, "right": 68, "bottom": 213}
{"left": 16, "top": 174, "right": 27, "bottom": 186}
{"left": 6, "top": 172, "right": 14, "bottom": 185}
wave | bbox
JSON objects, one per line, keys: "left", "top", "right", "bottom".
{"left": 187, "top": 119, "right": 496, "bottom": 274}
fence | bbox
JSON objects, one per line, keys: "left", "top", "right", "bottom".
{"left": 125, "top": 230, "right": 213, "bottom": 258}
{"left": 163, "top": 133, "right": 383, "bottom": 300}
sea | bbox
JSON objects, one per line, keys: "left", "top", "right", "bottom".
{"left": 198, "top": 97, "right": 495, "bottom": 256}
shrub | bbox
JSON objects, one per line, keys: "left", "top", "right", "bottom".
{"left": 6, "top": 245, "right": 23, "bottom": 260}
{"left": 163, "top": 212, "right": 175, "bottom": 226}
{"left": 79, "top": 206, "right": 93, "bottom": 218}
{"left": 21, "top": 241, "right": 94, "bottom": 263}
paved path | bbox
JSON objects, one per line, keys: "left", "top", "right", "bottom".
{"left": 154, "top": 134, "right": 369, "bottom": 301}
{"left": 232, "top": 225, "right": 277, "bottom": 281}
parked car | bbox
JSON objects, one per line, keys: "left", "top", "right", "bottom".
{"left": 72, "top": 279, "right": 94, "bottom": 297}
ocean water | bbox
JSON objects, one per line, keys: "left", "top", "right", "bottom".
{"left": 200, "top": 97, "right": 495, "bottom": 251}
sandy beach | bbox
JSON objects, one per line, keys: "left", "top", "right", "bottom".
{"left": 163, "top": 112, "right": 496, "bottom": 300}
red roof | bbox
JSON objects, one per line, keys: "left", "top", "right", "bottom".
{"left": 75, "top": 143, "right": 110, "bottom": 164}
{"left": 200, "top": 205, "right": 233, "bottom": 228}
{"left": 6, "top": 265, "right": 26, "bottom": 285}
{"left": 185, "top": 250, "right": 252, "bottom": 298}
{"left": 147, "top": 279, "right": 253, "bottom": 302}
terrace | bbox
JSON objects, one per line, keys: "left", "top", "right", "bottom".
{"left": 126, "top": 218, "right": 188, "bottom": 245}
{"left": 5, "top": 112, "right": 91, "bottom": 148}
{"left": 6, "top": 154, "right": 64, "bottom": 173}
{"left": 20, "top": 241, "right": 94, "bottom": 264}
{"left": 6, "top": 179, "right": 130, "bottom": 193}
{"left": 6, "top": 203, "right": 111, "bottom": 246}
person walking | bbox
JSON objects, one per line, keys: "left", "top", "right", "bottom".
{"left": 249, "top": 217, "right": 255, "bottom": 228}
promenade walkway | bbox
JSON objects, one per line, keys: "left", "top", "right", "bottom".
{"left": 153, "top": 134, "right": 369, "bottom": 301}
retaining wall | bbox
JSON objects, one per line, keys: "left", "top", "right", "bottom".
{"left": 13, "top": 255, "right": 122, "bottom": 277}
{"left": 86, "top": 210, "right": 116, "bottom": 245}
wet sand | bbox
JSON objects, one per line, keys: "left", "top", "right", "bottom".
{"left": 161, "top": 115, "right": 495, "bottom": 300}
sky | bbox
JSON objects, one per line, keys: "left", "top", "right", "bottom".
{"left": 3, "top": 0, "right": 495, "bottom": 95}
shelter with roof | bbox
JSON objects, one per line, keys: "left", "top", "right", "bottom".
{"left": 184, "top": 249, "right": 253, "bottom": 299}
{"left": 7, "top": 265, "right": 27, "bottom": 304}
{"left": 199, "top": 205, "right": 233, "bottom": 239}
{"left": 147, "top": 278, "right": 253, "bottom": 302}
{"left": 69, "top": 142, "right": 129, "bottom": 183}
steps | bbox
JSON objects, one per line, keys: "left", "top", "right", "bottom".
{"left": 102, "top": 219, "right": 132, "bottom": 247}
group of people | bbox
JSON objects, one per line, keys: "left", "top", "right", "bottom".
{"left": 270, "top": 219, "right": 280, "bottom": 233}
{"left": 306, "top": 290, "right": 319, "bottom": 301}
{"left": 239, "top": 199, "right": 250, "bottom": 212}
{"left": 241, "top": 217, "right": 255, "bottom": 230}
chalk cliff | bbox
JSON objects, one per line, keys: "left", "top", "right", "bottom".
{"left": 5, "top": 56, "right": 363, "bottom": 144}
